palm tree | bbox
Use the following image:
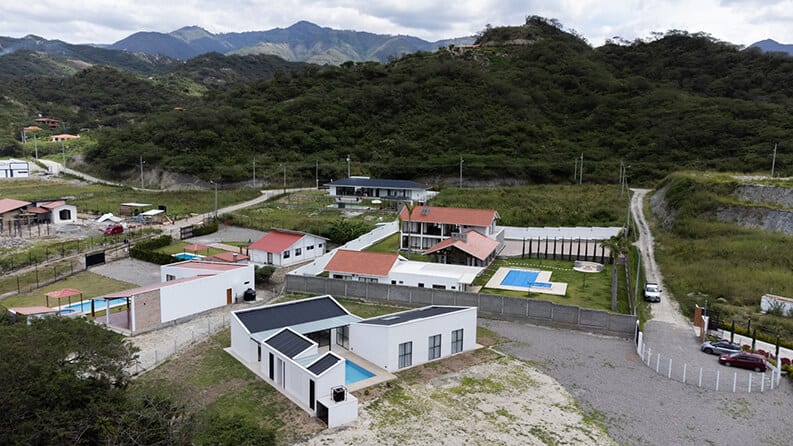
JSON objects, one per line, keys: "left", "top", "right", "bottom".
{"left": 601, "top": 231, "right": 628, "bottom": 312}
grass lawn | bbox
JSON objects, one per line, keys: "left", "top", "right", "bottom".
{"left": 364, "top": 233, "right": 434, "bottom": 262}
{"left": 1, "top": 271, "right": 136, "bottom": 308}
{"left": 475, "top": 258, "right": 629, "bottom": 313}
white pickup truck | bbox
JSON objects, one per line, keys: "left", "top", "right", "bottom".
{"left": 643, "top": 282, "right": 661, "bottom": 302}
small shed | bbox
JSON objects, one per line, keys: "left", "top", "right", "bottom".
{"left": 119, "top": 202, "right": 152, "bottom": 216}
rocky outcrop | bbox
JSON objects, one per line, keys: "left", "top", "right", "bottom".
{"left": 716, "top": 205, "right": 793, "bottom": 235}
{"left": 735, "top": 184, "right": 793, "bottom": 208}
{"left": 649, "top": 182, "right": 677, "bottom": 230}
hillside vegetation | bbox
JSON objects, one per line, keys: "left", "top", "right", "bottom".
{"left": 651, "top": 172, "right": 793, "bottom": 339}
{"left": 1, "top": 17, "right": 792, "bottom": 185}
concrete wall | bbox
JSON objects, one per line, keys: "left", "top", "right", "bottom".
{"left": 161, "top": 263, "right": 254, "bottom": 300}
{"left": 131, "top": 290, "right": 161, "bottom": 332}
{"left": 286, "top": 275, "right": 637, "bottom": 337}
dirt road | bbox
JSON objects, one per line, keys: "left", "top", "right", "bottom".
{"left": 631, "top": 188, "right": 689, "bottom": 327}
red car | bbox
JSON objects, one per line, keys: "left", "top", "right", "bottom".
{"left": 102, "top": 224, "right": 124, "bottom": 235}
{"left": 718, "top": 352, "right": 767, "bottom": 372}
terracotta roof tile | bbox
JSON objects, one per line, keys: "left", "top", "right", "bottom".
{"left": 249, "top": 230, "right": 305, "bottom": 253}
{"left": 424, "top": 230, "right": 499, "bottom": 261}
{"left": 399, "top": 206, "right": 498, "bottom": 227}
{"left": 0, "top": 198, "right": 31, "bottom": 214}
{"left": 325, "top": 249, "right": 399, "bottom": 276}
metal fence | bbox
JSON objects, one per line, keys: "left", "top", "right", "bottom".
{"left": 636, "top": 331, "right": 782, "bottom": 393}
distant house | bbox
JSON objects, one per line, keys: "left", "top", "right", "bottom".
{"left": 399, "top": 205, "right": 501, "bottom": 248}
{"left": 23, "top": 125, "right": 43, "bottom": 132}
{"left": 27, "top": 200, "right": 77, "bottom": 224}
{"left": 249, "top": 229, "right": 327, "bottom": 267}
{"left": 323, "top": 249, "right": 482, "bottom": 291}
{"left": 50, "top": 134, "right": 79, "bottom": 143}
{"left": 423, "top": 230, "right": 501, "bottom": 267}
{"left": 0, "top": 159, "right": 30, "bottom": 178}
{"left": 325, "top": 177, "right": 432, "bottom": 202}
{"left": 0, "top": 198, "right": 32, "bottom": 229}
{"left": 33, "top": 117, "right": 61, "bottom": 128}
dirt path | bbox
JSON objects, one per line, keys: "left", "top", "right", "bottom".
{"left": 631, "top": 188, "right": 689, "bottom": 327}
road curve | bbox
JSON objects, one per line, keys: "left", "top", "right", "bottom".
{"left": 630, "top": 188, "right": 689, "bottom": 327}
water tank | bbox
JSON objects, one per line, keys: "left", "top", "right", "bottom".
{"left": 332, "top": 386, "right": 346, "bottom": 402}
{"left": 243, "top": 288, "right": 256, "bottom": 301}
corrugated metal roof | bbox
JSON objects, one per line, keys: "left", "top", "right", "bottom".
{"left": 307, "top": 353, "right": 341, "bottom": 375}
{"left": 326, "top": 177, "right": 428, "bottom": 190}
{"left": 264, "top": 329, "right": 313, "bottom": 358}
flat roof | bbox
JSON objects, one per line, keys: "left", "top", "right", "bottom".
{"left": 140, "top": 209, "right": 165, "bottom": 216}
{"left": 120, "top": 202, "right": 152, "bottom": 207}
{"left": 326, "top": 177, "right": 428, "bottom": 190}
{"left": 390, "top": 260, "right": 483, "bottom": 284}
{"left": 9, "top": 306, "right": 58, "bottom": 315}
{"left": 359, "top": 306, "right": 470, "bottom": 326}
{"left": 166, "top": 260, "right": 247, "bottom": 271}
{"left": 101, "top": 275, "right": 207, "bottom": 298}
{"left": 265, "top": 329, "right": 313, "bottom": 358}
{"left": 235, "top": 295, "right": 351, "bottom": 335}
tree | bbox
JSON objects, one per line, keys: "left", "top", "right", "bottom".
{"left": 255, "top": 265, "right": 277, "bottom": 284}
{"left": 0, "top": 317, "right": 189, "bottom": 444}
{"left": 601, "top": 231, "right": 628, "bottom": 311}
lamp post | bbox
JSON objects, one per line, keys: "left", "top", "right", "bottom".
{"left": 210, "top": 181, "right": 218, "bottom": 219}
{"left": 346, "top": 154, "right": 351, "bottom": 178}
{"left": 281, "top": 164, "right": 286, "bottom": 194}
{"left": 139, "top": 155, "right": 145, "bottom": 189}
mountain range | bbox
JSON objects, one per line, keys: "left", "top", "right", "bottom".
{"left": 748, "top": 38, "right": 793, "bottom": 55}
{"left": 107, "top": 20, "right": 474, "bottom": 64}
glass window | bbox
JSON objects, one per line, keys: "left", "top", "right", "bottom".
{"left": 398, "top": 341, "right": 412, "bottom": 368}
{"left": 295, "top": 247, "right": 302, "bottom": 256}
{"left": 451, "top": 329, "right": 463, "bottom": 354}
{"left": 428, "top": 334, "right": 441, "bottom": 360}
{"left": 283, "top": 250, "right": 290, "bottom": 259}
{"left": 306, "top": 245, "right": 314, "bottom": 250}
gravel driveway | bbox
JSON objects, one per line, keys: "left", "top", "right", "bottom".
{"left": 482, "top": 318, "right": 793, "bottom": 446}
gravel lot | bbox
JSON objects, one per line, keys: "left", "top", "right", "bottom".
{"left": 91, "top": 258, "right": 161, "bottom": 286}
{"left": 482, "top": 318, "right": 793, "bottom": 446}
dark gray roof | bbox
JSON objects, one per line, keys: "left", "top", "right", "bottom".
{"left": 307, "top": 353, "right": 341, "bottom": 375}
{"left": 326, "top": 177, "right": 428, "bottom": 190}
{"left": 236, "top": 296, "right": 349, "bottom": 334}
{"left": 360, "top": 306, "right": 468, "bottom": 326}
{"left": 265, "top": 329, "right": 313, "bottom": 358}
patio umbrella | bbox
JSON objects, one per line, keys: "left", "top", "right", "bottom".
{"left": 44, "top": 288, "right": 83, "bottom": 308}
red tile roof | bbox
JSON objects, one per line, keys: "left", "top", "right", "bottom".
{"left": 0, "top": 198, "right": 31, "bottom": 214}
{"left": 208, "top": 251, "right": 250, "bottom": 262}
{"left": 41, "top": 200, "right": 66, "bottom": 209}
{"left": 249, "top": 230, "right": 305, "bottom": 253}
{"left": 325, "top": 249, "right": 399, "bottom": 277}
{"left": 23, "top": 125, "right": 43, "bottom": 131}
{"left": 27, "top": 207, "right": 49, "bottom": 214}
{"left": 424, "top": 230, "right": 500, "bottom": 261}
{"left": 399, "top": 206, "right": 498, "bottom": 227}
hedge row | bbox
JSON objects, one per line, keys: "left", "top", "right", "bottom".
{"left": 193, "top": 221, "right": 219, "bottom": 237}
{"left": 130, "top": 235, "right": 178, "bottom": 265}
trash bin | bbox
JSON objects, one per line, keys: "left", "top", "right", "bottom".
{"left": 243, "top": 288, "right": 256, "bottom": 301}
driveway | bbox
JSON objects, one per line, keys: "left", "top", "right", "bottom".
{"left": 90, "top": 258, "right": 161, "bottom": 286}
{"left": 482, "top": 318, "right": 793, "bottom": 446}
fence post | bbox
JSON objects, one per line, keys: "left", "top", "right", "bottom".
{"left": 761, "top": 373, "right": 764, "bottom": 393}
{"left": 732, "top": 372, "right": 737, "bottom": 393}
{"left": 668, "top": 358, "right": 672, "bottom": 378}
{"left": 698, "top": 368, "right": 703, "bottom": 387}
{"left": 655, "top": 353, "right": 660, "bottom": 373}
{"left": 682, "top": 363, "right": 687, "bottom": 384}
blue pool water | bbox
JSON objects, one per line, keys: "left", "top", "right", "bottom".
{"left": 345, "top": 359, "right": 375, "bottom": 385}
{"left": 173, "top": 252, "right": 203, "bottom": 260}
{"left": 62, "top": 297, "right": 128, "bottom": 313}
{"left": 501, "top": 270, "right": 552, "bottom": 289}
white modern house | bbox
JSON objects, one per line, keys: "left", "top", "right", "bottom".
{"left": 249, "top": 229, "right": 327, "bottom": 267}
{"left": 325, "top": 177, "right": 432, "bottom": 202}
{"left": 0, "top": 159, "right": 30, "bottom": 178}
{"left": 29, "top": 200, "right": 77, "bottom": 224}
{"left": 348, "top": 306, "right": 477, "bottom": 371}
{"left": 228, "top": 295, "right": 478, "bottom": 428}
{"left": 324, "top": 249, "right": 482, "bottom": 291}
{"left": 94, "top": 260, "right": 254, "bottom": 334}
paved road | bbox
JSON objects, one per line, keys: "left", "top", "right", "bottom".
{"left": 482, "top": 318, "right": 793, "bottom": 446}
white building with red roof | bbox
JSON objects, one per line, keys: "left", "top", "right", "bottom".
{"left": 398, "top": 205, "right": 503, "bottom": 266}
{"left": 29, "top": 200, "right": 77, "bottom": 224}
{"left": 324, "top": 249, "right": 483, "bottom": 291}
{"left": 249, "top": 229, "right": 328, "bottom": 267}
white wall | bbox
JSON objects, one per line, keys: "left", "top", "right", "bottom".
{"left": 349, "top": 307, "right": 477, "bottom": 371}
{"left": 161, "top": 263, "right": 254, "bottom": 299}
{"left": 252, "top": 235, "right": 327, "bottom": 267}
{"left": 230, "top": 313, "right": 255, "bottom": 362}
{"left": 159, "top": 275, "right": 232, "bottom": 323}
{"left": 388, "top": 271, "right": 464, "bottom": 290}
{"left": 50, "top": 204, "right": 77, "bottom": 224}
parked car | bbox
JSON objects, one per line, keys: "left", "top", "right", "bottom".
{"left": 718, "top": 352, "right": 767, "bottom": 372}
{"left": 701, "top": 340, "right": 741, "bottom": 355}
{"left": 102, "top": 224, "right": 124, "bottom": 235}
{"left": 643, "top": 282, "right": 661, "bottom": 302}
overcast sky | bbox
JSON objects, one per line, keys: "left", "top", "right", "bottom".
{"left": 1, "top": 0, "right": 790, "bottom": 47}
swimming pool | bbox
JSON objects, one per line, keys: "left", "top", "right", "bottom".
{"left": 62, "top": 297, "right": 128, "bottom": 313}
{"left": 500, "top": 270, "right": 552, "bottom": 289}
{"left": 173, "top": 252, "right": 203, "bottom": 260}
{"left": 345, "top": 359, "right": 375, "bottom": 385}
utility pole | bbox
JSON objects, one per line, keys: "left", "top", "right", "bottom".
{"left": 139, "top": 155, "right": 145, "bottom": 189}
{"left": 771, "top": 142, "right": 778, "bottom": 178}
{"left": 346, "top": 154, "right": 351, "bottom": 178}
{"left": 573, "top": 157, "right": 578, "bottom": 182}
{"left": 634, "top": 252, "right": 641, "bottom": 299}
{"left": 459, "top": 154, "right": 464, "bottom": 188}
{"left": 620, "top": 160, "right": 624, "bottom": 197}
{"left": 315, "top": 160, "right": 319, "bottom": 189}
{"left": 61, "top": 141, "right": 66, "bottom": 168}
{"left": 579, "top": 153, "right": 583, "bottom": 184}
{"left": 34, "top": 133, "right": 38, "bottom": 159}
{"left": 282, "top": 164, "right": 286, "bottom": 194}
{"left": 210, "top": 181, "right": 218, "bottom": 219}
{"left": 252, "top": 157, "right": 256, "bottom": 188}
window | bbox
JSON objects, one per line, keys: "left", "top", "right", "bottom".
{"left": 283, "top": 250, "right": 290, "bottom": 259}
{"left": 295, "top": 247, "right": 302, "bottom": 256}
{"left": 451, "top": 329, "right": 463, "bottom": 354}
{"left": 336, "top": 325, "right": 349, "bottom": 348}
{"left": 391, "top": 280, "right": 397, "bottom": 285}
{"left": 165, "top": 274, "right": 176, "bottom": 281}
{"left": 318, "top": 243, "right": 323, "bottom": 248}
{"left": 306, "top": 245, "right": 314, "bottom": 250}
{"left": 418, "top": 283, "right": 424, "bottom": 288}
{"left": 428, "top": 334, "right": 441, "bottom": 360}
{"left": 432, "top": 284, "right": 446, "bottom": 289}
{"left": 398, "top": 341, "right": 412, "bottom": 368}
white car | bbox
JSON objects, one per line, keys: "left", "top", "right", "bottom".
{"left": 643, "top": 282, "right": 661, "bottom": 302}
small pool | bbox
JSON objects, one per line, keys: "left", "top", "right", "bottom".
{"left": 345, "top": 359, "right": 375, "bottom": 385}
{"left": 62, "top": 297, "right": 128, "bottom": 313}
{"left": 501, "top": 270, "right": 552, "bottom": 289}
{"left": 173, "top": 252, "right": 203, "bottom": 260}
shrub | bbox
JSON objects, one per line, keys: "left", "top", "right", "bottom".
{"left": 192, "top": 221, "right": 219, "bottom": 237}
{"left": 130, "top": 235, "right": 178, "bottom": 265}
{"left": 255, "top": 265, "right": 276, "bottom": 284}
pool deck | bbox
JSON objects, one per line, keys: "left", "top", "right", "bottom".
{"left": 485, "top": 267, "right": 568, "bottom": 296}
